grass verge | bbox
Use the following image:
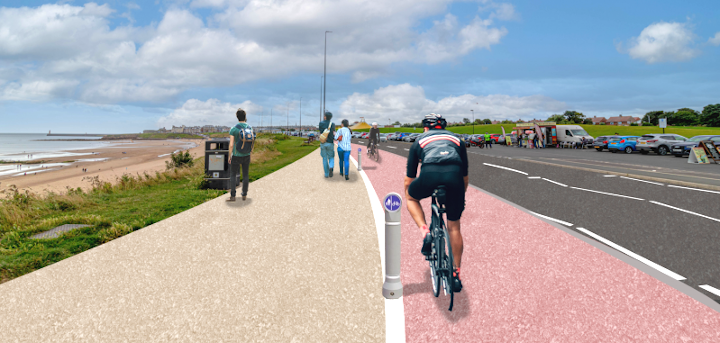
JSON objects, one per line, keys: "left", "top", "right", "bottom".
{"left": 0, "top": 134, "right": 318, "bottom": 284}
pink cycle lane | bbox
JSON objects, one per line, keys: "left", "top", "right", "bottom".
{"left": 351, "top": 143, "right": 720, "bottom": 342}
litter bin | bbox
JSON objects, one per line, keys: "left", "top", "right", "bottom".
{"left": 204, "top": 138, "right": 239, "bottom": 190}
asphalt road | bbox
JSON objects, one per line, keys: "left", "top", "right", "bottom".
{"left": 354, "top": 138, "right": 720, "bottom": 304}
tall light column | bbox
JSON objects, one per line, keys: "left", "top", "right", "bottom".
{"left": 299, "top": 97, "right": 302, "bottom": 136}
{"left": 323, "top": 31, "right": 332, "bottom": 116}
{"left": 471, "top": 109, "right": 474, "bottom": 135}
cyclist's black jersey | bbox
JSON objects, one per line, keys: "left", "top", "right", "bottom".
{"left": 368, "top": 127, "right": 380, "bottom": 144}
{"left": 406, "top": 129, "right": 469, "bottom": 178}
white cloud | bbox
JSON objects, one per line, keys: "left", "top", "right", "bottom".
{"left": 709, "top": 32, "right": 720, "bottom": 46}
{"left": 157, "top": 98, "right": 263, "bottom": 128}
{"left": 620, "top": 21, "right": 699, "bottom": 63}
{"left": 339, "top": 83, "right": 566, "bottom": 124}
{"left": 0, "top": 1, "right": 515, "bottom": 104}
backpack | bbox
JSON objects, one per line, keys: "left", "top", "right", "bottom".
{"left": 234, "top": 123, "right": 255, "bottom": 155}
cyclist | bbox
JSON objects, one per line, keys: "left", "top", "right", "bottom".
{"left": 367, "top": 122, "right": 380, "bottom": 154}
{"left": 404, "top": 113, "right": 469, "bottom": 292}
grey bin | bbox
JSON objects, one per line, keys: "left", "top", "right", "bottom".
{"left": 204, "top": 138, "right": 240, "bottom": 190}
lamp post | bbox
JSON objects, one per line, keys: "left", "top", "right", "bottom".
{"left": 471, "top": 109, "right": 474, "bottom": 135}
{"left": 286, "top": 101, "right": 290, "bottom": 134}
{"left": 299, "top": 97, "right": 302, "bottom": 137}
{"left": 323, "top": 31, "right": 332, "bottom": 116}
{"left": 320, "top": 76, "right": 323, "bottom": 122}
{"left": 270, "top": 108, "right": 273, "bottom": 133}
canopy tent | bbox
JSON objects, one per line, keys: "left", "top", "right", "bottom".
{"left": 349, "top": 120, "right": 372, "bottom": 131}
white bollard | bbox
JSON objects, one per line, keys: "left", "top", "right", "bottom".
{"left": 357, "top": 147, "right": 362, "bottom": 171}
{"left": 382, "top": 193, "right": 403, "bottom": 299}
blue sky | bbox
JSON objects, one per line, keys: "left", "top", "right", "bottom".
{"left": 1, "top": 0, "right": 719, "bottom": 133}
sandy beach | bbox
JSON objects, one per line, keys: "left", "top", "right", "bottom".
{"left": 0, "top": 139, "right": 206, "bottom": 196}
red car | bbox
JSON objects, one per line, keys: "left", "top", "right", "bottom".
{"left": 361, "top": 132, "right": 369, "bottom": 139}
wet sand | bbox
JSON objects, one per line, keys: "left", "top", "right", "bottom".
{"left": 0, "top": 139, "right": 206, "bottom": 196}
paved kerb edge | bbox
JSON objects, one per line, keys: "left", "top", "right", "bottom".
{"left": 348, "top": 153, "right": 407, "bottom": 343}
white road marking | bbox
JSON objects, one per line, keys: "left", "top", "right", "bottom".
{"left": 349, "top": 154, "right": 406, "bottom": 343}
{"left": 482, "top": 163, "right": 528, "bottom": 175}
{"left": 527, "top": 211, "right": 573, "bottom": 226}
{"left": 542, "top": 178, "right": 568, "bottom": 187}
{"left": 699, "top": 285, "right": 720, "bottom": 297}
{"left": 403, "top": 148, "right": 409, "bottom": 151}
{"left": 576, "top": 227, "right": 686, "bottom": 281}
{"left": 603, "top": 175, "right": 618, "bottom": 177}
{"left": 649, "top": 201, "right": 720, "bottom": 223}
{"left": 570, "top": 187, "right": 645, "bottom": 201}
{"left": 667, "top": 185, "right": 720, "bottom": 195}
{"left": 386, "top": 146, "right": 397, "bottom": 149}
{"left": 620, "top": 176, "right": 664, "bottom": 186}
{"left": 527, "top": 176, "right": 541, "bottom": 179}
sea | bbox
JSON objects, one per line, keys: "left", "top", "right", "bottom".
{"left": 0, "top": 133, "right": 115, "bottom": 178}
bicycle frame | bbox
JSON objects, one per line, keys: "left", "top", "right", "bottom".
{"left": 429, "top": 186, "right": 455, "bottom": 311}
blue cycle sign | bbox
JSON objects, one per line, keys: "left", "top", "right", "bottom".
{"left": 383, "top": 193, "right": 402, "bottom": 212}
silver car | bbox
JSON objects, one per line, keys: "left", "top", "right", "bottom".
{"left": 380, "top": 134, "right": 388, "bottom": 142}
{"left": 636, "top": 134, "right": 688, "bottom": 156}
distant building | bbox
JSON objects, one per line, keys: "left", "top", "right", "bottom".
{"left": 606, "top": 115, "right": 641, "bottom": 126}
{"left": 591, "top": 116, "right": 607, "bottom": 125}
{"left": 491, "top": 120, "right": 500, "bottom": 124}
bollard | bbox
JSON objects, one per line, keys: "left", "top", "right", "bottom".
{"left": 357, "top": 147, "right": 362, "bottom": 171}
{"left": 382, "top": 193, "right": 403, "bottom": 299}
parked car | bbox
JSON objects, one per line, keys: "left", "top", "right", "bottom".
{"left": 608, "top": 136, "right": 640, "bottom": 154}
{"left": 636, "top": 134, "right": 688, "bottom": 156}
{"left": 380, "top": 133, "right": 388, "bottom": 142}
{"left": 404, "top": 133, "right": 421, "bottom": 142}
{"left": 360, "top": 132, "right": 369, "bottom": 139}
{"left": 671, "top": 135, "right": 720, "bottom": 157}
{"left": 351, "top": 132, "right": 361, "bottom": 138}
{"left": 593, "top": 136, "right": 620, "bottom": 151}
{"left": 386, "top": 133, "right": 396, "bottom": 141}
{"left": 395, "top": 133, "right": 409, "bottom": 141}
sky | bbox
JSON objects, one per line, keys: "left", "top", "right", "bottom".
{"left": 0, "top": 0, "right": 719, "bottom": 133}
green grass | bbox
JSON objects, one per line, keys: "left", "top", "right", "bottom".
{"left": 0, "top": 134, "right": 318, "bottom": 284}
{"left": 353, "top": 124, "right": 720, "bottom": 138}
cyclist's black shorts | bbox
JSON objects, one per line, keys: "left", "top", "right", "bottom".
{"left": 408, "top": 164, "right": 465, "bottom": 221}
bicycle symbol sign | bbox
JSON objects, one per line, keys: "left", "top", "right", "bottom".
{"left": 383, "top": 193, "right": 402, "bottom": 212}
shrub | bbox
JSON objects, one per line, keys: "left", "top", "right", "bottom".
{"left": 166, "top": 151, "right": 194, "bottom": 169}
{"left": 630, "top": 123, "right": 638, "bottom": 126}
{"left": 642, "top": 122, "right": 653, "bottom": 126}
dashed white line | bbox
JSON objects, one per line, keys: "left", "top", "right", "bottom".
{"left": 527, "top": 211, "right": 573, "bottom": 226}
{"left": 649, "top": 201, "right": 720, "bottom": 223}
{"left": 603, "top": 175, "right": 618, "bottom": 178}
{"left": 386, "top": 146, "right": 397, "bottom": 149}
{"left": 527, "top": 176, "right": 541, "bottom": 179}
{"left": 403, "top": 148, "right": 409, "bottom": 151}
{"left": 619, "top": 176, "right": 664, "bottom": 186}
{"left": 699, "top": 285, "right": 720, "bottom": 297}
{"left": 569, "top": 186, "right": 645, "bottom": 201}
{"left": 667, "top": 185, "right": 720, "bottom": 195}
{"left": 482, "top": 163, "right": 528, "bottom": 175}
{"left": 576, "top": 227, "right": 686, "bottom": 281}
{"left": 542, "top": 178, "right": 568, "bottom": 187}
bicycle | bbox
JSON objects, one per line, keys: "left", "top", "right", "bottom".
{"left": 368, "top": 142, "right": 379, "bottom": 162}
{"left": 425, "top": 185, "right": 456, "bottom": 311}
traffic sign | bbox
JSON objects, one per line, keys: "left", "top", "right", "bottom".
{"left": 383, "top": 193, "right": 402, "bottom": 212}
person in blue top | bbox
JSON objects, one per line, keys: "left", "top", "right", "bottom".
{"left": 335, "top": 119, "right": 352, "bottom": 180}
{"left": 227, "top": 108, "right": 252, "bottom": 201}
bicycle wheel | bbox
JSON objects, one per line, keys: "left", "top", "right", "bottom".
{"left": 432, "top": 229, "right": 443, "bottom": 298}
{"left": 443, "top": 228, "right": 455, "bottom": 311}
{"left": 372, "top": 145, "right": 379, "bottom": 161}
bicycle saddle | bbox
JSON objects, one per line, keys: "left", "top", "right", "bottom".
{"left": 433, "top": 185, "right": 447, "bottom": 207}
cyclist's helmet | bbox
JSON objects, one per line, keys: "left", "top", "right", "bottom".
{"left": 372, "top": 122, "right": 377, "bottom": 126}
{"left": 422, "top": 113, "right": 447, "bottom": 130}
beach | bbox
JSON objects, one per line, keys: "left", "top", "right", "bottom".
{"left": 0, "top": 139, "right": 206, "bottom": 196}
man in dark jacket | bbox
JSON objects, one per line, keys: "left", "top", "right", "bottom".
{"left": 319, "top": 111, "right": 335, "bottom": 178}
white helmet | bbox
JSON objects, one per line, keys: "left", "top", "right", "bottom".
{"left": 372, "top": 122, "right": 378, "bottom": 126}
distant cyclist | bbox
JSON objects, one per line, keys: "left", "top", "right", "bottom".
{"left": 404, "top": 113, "right": 469, "bottom": 292}
{"left": 367, "top": 122, "right": 380, "bottom": 152}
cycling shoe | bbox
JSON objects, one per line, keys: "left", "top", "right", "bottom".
{"left": 421, "top": 233, "right": 432, "bottom": 256}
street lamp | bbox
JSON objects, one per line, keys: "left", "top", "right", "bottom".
{"left": 323, "top": 31, "right": 332, "bottom": 116}
{"left": 299, "top": 97, "right": 302, "bottom": 137}
{"left": 470, "top": 109, "right": 474, "bottom": 135}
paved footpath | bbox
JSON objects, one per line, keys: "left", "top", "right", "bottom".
{"left": 0, "top": 148, "right": 384, "bottom": 342}
{"left": 3, "top": 144, "right": 720, "bottom": 342}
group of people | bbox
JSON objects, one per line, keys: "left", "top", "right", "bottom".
{"left": 318, "top": 111, "right": 356, "bottom": 181}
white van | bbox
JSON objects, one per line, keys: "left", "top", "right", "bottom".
{"left": 556, "top": 125, "right": 594, "bottom": 144}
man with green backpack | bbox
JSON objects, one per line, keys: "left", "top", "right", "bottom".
{"left": 227, "top": 108, "right": 255, "bottom": 201}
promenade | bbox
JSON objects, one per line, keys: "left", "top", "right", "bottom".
{"left": 2, "top": 144, "right": 720, "bottom": 342}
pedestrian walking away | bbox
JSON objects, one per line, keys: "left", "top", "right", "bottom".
{"left": 335, "top": 119, "right": 352, "bottom": 180}
{"left": 318, "top": 111, "right": 336, "bottom": 178}
{"left": 227, "top": 108, "right": 254, "bottom": 202}
{"left": 405, "top": 113, "right": 469, "bottom": 292}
